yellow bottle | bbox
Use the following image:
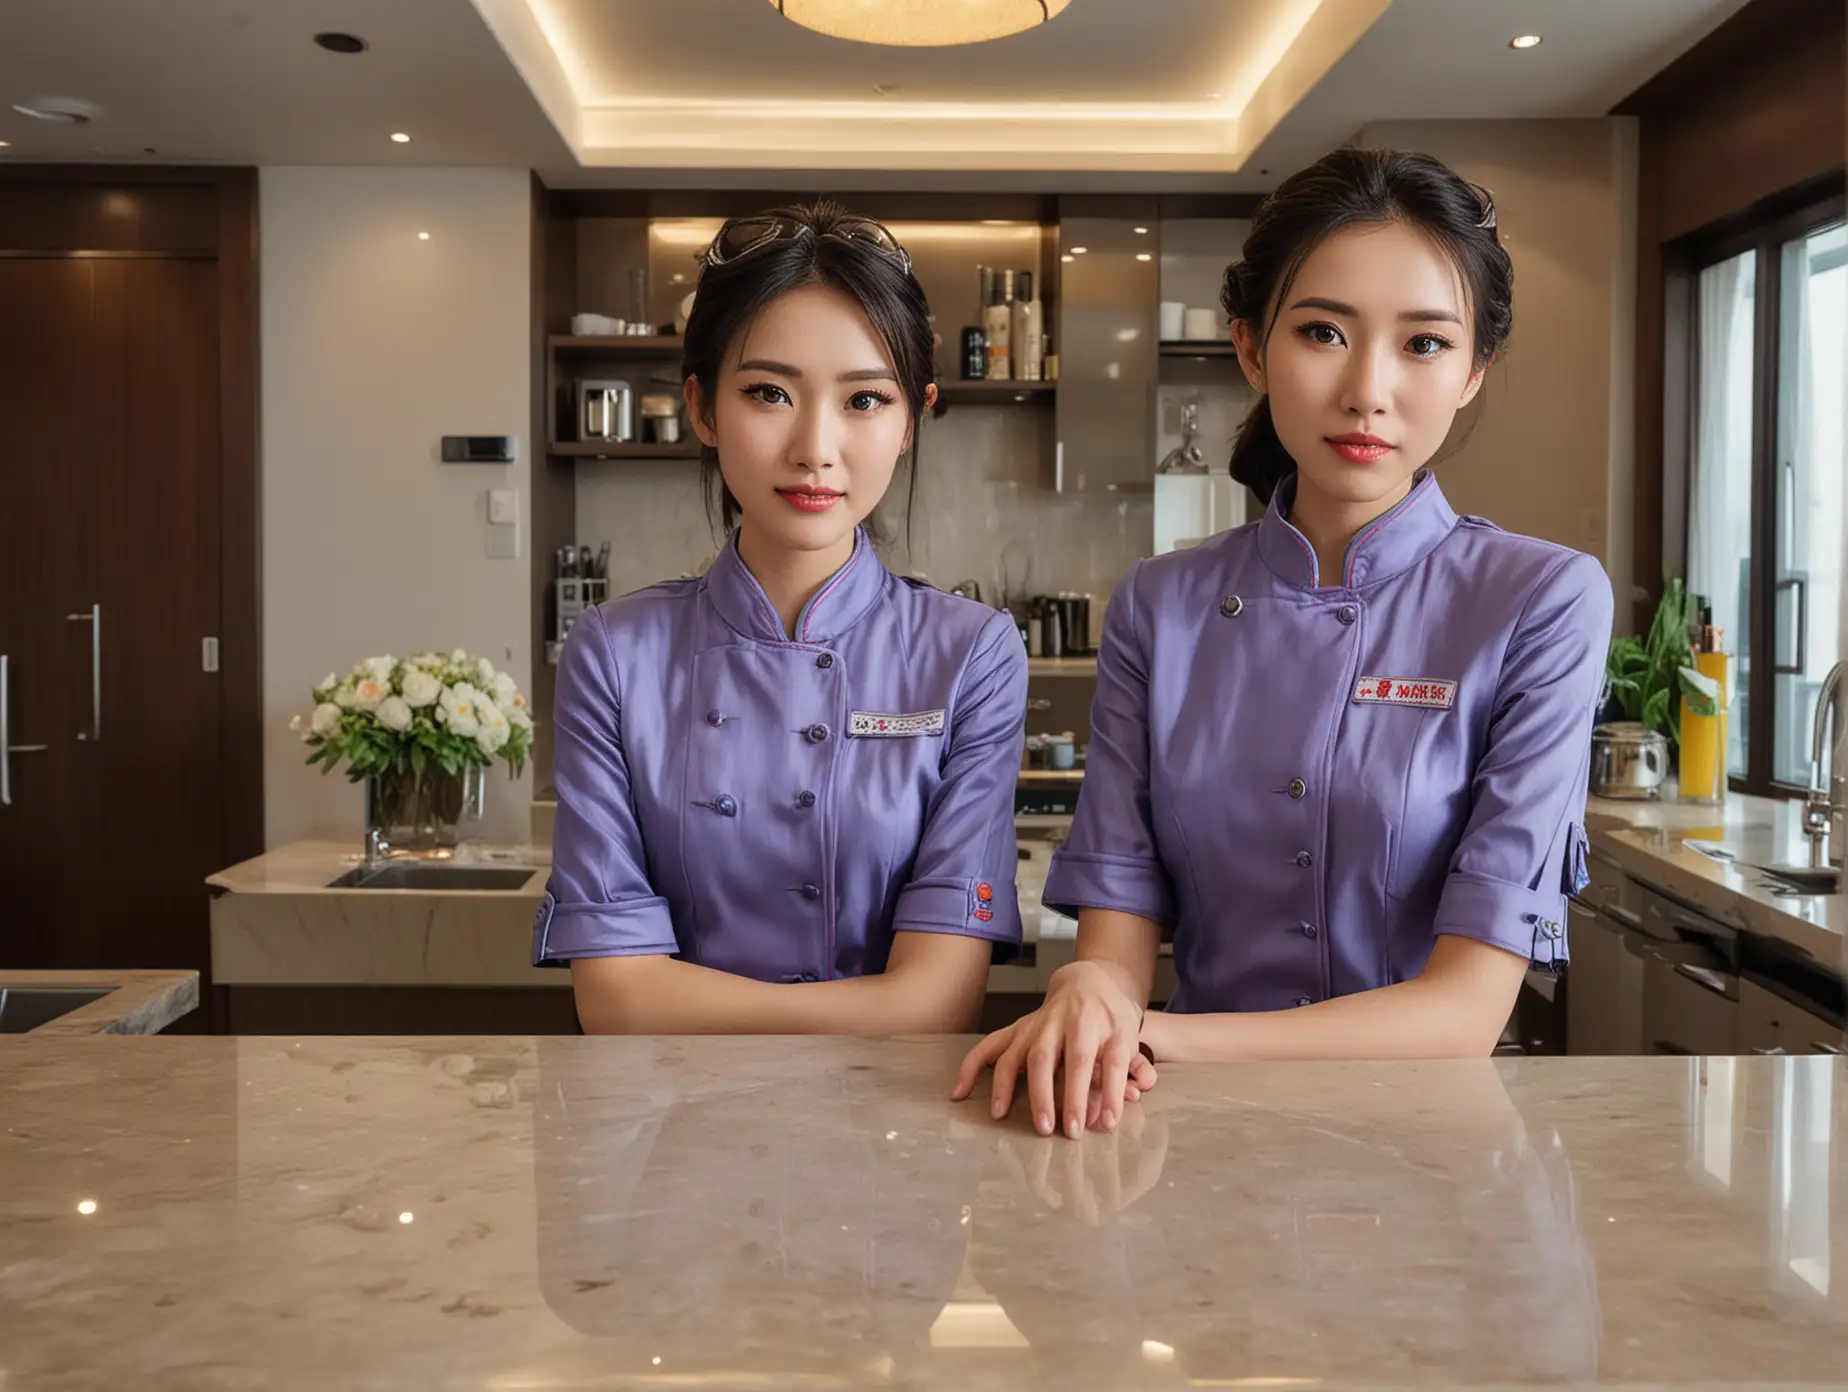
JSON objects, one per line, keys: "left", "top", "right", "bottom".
{"left": 1679, "top": 650, "right": 1729, "bottom": 803}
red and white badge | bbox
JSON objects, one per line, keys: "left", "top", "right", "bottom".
{"left": 849, "top": 708, "right": 947, "bottom": 738}
{"left": 1352, "top": 675, "right": 1458, "bottom": 710}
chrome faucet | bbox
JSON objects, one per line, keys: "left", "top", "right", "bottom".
{"left": 1805, "top": 659, "right": 1845, "bottom": 861}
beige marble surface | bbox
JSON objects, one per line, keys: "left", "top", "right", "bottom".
{"left": 1586, "top": 791, "right": 1846, "bottom": 971}
{"left": 1, "top": 1037, "right": 1844, "bottom": 1388}
{"left": 206, "top": 839, "right": 550, "bottom": 895}
{"left": 0, "top": 969, "right": 199, "bottom": 1035}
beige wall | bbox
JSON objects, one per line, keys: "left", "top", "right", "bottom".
{"left": 1356, "top": 119, "right": 1638, "bottom": 617}
{"left": 260, "top": 167, "right": 534, "bottom": 848}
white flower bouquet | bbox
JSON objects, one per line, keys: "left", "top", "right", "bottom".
{"left": 292, "top": 650, "right": 534, "bottom": 856}
{"left": 294, "top": 649, "right": 533, "bottom": 780}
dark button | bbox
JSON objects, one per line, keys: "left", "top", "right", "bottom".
{"left": 1288, "top": 777, "right": 1307, "bottom": 799}
{"left": 797, "top": 790, "right": 817, "bottom": 809}
{"left": 1294, "top": 850, "right": 1314, "bottom": 868}
{"left": 1294, "top": 995, "right": 1315, "bottom": 1008}
{"left": 713, "top": 794, "right": 737, "bottom": 817}
{"left": 1335, "top": 605, "right": 1357, "bottom": 626}
{"left": 1219, "top": 595, "right": 1243, "bottom": 618}
{"left": 806, "top": 723, "right": 830, "bottom": 743}
{"left": 800, "top": 883, "right": 822, "bottom": 901}
{"left": 815, "top": 653, "right": 834, "bottom": 669}
{"left": 1300, "top": 921, "right": 1318, "bottom": 939}
{"left": 705, "top": 709, "right": 725, "bottom": 727}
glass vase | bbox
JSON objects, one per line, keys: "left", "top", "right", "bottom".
{"left": 363, "top": 763, "right": 486, "bottom": 863}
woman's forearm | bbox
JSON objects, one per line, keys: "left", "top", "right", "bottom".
{"left": 571, "top": 934, "right": 990, "bottom": 1036}
{"left": 1072, "top": 907, "right": 1163, "bottom": 1009}
{"left": 1147, "top": 935, "right": 1526, "bottom": 1062}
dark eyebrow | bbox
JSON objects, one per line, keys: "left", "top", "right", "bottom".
{"left": 1288, "top": 296, "right": 1462, "bottom": 326}
{"left": 736, "top": 359, "right": 897, "bottom": 383}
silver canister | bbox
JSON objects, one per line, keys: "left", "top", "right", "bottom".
{"left": 1589, "top": 722, "right": 1669, "bottom": 800}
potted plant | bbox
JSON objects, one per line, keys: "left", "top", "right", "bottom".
{"left": 292, "top": 650, "right": 534, "bottom": 860}
{"left": 1602, "top": 576, "right": 1719, "bottom": 750}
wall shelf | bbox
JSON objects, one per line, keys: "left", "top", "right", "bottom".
{"left": 549, "top": 441, "right": 701, "bottom": 460}
{"left": 549, "top": 334, "right": 684, "bottom": 356}
{"left": 933, "top": 379, "right": 1056, "bottom": 415}
{"left": 1158, "top": 340, "right": 1239, "bottom": 358}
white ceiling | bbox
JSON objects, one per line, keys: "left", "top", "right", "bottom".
{"left": 0, "top": 0, "right": 1754, "bottom": 187}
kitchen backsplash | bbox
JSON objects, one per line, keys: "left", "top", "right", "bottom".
{"left": 575, "top": 404, "right": 1154, "bottom": 636}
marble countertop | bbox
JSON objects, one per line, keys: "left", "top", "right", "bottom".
{"left": 0, "top": 969, "right": 198, "bottom": 1035}
{"left": 2, "top": 1036, "right": 1844, "bottom": 1387}
{"left": 207, "top": 840, "right": 549, "bottom": 896}
{"left": 1584, "top": 791, "right": 1845, "bottom": 971}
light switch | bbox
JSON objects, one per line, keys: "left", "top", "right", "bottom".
{"left": 488, "top": 488, "right": 519, "bottom": 525}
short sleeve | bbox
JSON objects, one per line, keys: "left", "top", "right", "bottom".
{"left": 532, "top": 604, "right": 680, "bottom": 966}
{"left": 891, "top": 611, "right": 1028, "bottom": 946}
{"left": 1042, "top": 560, "right": 1178, "bottom": 926}
{"left": 1431, "top": 552, "right": 1614, "bottom": 971}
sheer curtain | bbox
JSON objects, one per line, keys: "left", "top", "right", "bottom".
{"left": 1686, "top": 252, "right": 1756, "bottom": 777}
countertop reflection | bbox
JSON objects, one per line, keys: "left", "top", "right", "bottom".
{"left": 1, "top": 1038, "right": 1844, "bottom": 1388}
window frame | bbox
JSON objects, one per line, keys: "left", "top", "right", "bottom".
{"left": 1667, "top": 176, "right": 1846, "bottom": 800}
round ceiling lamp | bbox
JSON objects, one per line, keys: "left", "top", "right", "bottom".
{"left": 770, "top": 0, "right": 1072, "bottom": 47}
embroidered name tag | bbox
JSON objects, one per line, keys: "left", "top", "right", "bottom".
{"left": 1352, "top": 676, "right": 1458, "bottom": 710}
{"left": 849, "top": 709, "right": 946, "bottom": 738}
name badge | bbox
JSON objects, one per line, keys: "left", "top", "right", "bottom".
{"left": 1352, "top": 676, "right": 1457, "bottom": 710}
{"left": 849, "top": 709, "right": 946, "bottom": 738}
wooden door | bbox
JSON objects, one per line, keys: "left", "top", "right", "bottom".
{"left": 0, "top": 259, "right": 100, "bottom": 966}
{"left": 0, "top": 255, "right": 225, "bottom": 972}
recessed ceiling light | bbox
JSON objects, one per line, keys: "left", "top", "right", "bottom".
{"left": 1070, "top": 246, "right": 1087, "bottom": 255}
{"left": 1060, "top": 254, "right": 1074, "bottom": 263}
{"left": 315, "top": 32, "right": 368, "bottom": 55}
{"left": 418, "top": 231, "right": 430, "bottom": 241}
{"left": 1510, "top": 34, "right": 1542, "bottom": 49}
{"left": 1134, "top": 226, "right": 1148, "bottom": 235}
{"left": 1135, "top": 252, "right": 1152, "bottom": 262}
{"left": 390, "top": 132, "right": 411, "bottom": 144}
{"left": 0, "top": 141, "right": 10, "bottom": 149}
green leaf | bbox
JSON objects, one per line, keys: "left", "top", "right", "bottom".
{"left": 1642, "top": 686, "right": 1671, "bottom": 735}
{"left": 411, "top": 743, "right": 426, "bottom": 776}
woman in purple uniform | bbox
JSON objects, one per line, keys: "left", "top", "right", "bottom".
{"left": 537, "top": 204, "right": 1033, "bottom": 1037}
{"left": 957, "top": 149, "right": 1613, "bottom": 1136}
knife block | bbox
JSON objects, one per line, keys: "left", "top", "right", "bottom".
{"left": 551, "top": 577, "right": 610, "bottom": 644}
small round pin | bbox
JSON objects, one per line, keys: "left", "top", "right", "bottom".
{"left": 1219, "top": 595, "right": 1244, "bottom": 618}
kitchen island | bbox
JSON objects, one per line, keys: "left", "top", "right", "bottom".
{"left": 2, "top": 1035, "right": 1843, "bottom": 1387}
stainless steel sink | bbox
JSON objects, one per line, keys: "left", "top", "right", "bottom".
{"left": 0, "top": 987, "right": 115, "bottom": 1033}
{"left": 325, "top": 864, "right": 539, "bottom": 892}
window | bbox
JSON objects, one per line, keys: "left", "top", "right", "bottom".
{"left": 1684, "top": 191, "right": 1846, "bottom": 797}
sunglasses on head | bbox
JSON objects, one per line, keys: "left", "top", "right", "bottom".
{"left": 700, "top": 213, "right": 913, "bottom": 276}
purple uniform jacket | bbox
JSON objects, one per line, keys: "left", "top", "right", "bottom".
{"left": 533, "top": 529, "right": 1027, "bottom": 982}
{"left": 1044, "top": 471, "right": 1613, "bottom": 1014}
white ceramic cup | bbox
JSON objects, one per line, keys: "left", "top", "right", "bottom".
{"left": 1183, "top": 306, "right": 1220, "bottom": 340}
{"left": 1159, "top": 301, "right": 1186, "bottom": 340}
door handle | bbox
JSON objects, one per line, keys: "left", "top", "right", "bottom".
{"left": 0, "top": 653, "right": 51, "bottom": 808}
{"left": 1773, "top": 576, "right": 1807, "bottom": 676}
{"left": 67, "top": 603, "right": 101, "bottom": 742}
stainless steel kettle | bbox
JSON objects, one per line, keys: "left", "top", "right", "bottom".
{"left": 1589, "top": 722, "right": 1669, "bottom": 800}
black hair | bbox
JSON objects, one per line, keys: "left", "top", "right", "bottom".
{"left": 680, "top": 200, "right": 935, "bottom": 540}
{"left": 1221, "top": 146, "right": 1514, "bottom": 505}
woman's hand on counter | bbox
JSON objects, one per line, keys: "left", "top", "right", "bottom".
{"left": 952, "top": 958, "right": 1156, "bottom": 1138}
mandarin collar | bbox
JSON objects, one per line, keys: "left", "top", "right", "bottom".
{"left": 1255, "top": 469, "right": 1458, "bottom": 591}
{"left": 703, "top": 528, "right": 889, "bottom": 645}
